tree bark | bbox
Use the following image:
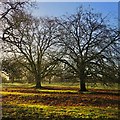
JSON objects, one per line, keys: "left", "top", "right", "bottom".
{"left": 80, "top": 77, "right": 87, "bottom": 91}
{"left": 10, "top": 75, "right": 14, "bottom": 83}
{"left": 35, "top": 74, "right": 42, "bottom": 88}
{"left": 79, "top": 66, "right": 87, "bottom": 91}
{"left": 49, "top": 79, "right": 51, "bottom": 84}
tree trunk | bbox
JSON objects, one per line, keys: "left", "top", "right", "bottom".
{"left": 80, "top": 77, "right": 87, "bottom": 91}
{"left": 79, "top": 69, "right": 87, "bottom": 91}
{"left": 35, "top": 74, "right": 42, "bottom": 88}
{"left": 49, "top": 79, "right": 51, "bottom": 84}
{"left": 10, "top": 75, "right": 14, "bottom": 83}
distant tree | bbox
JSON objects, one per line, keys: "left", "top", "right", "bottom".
{"left": 55, "top": 63, "right": 77, "bottom": 83}
{"left": 2, "top": 57, "right": 24, "bottom": 83}
{"left": 56, "top": 7, "right": 120, "bottom": 91}
{"left": 112, "top": 44, "right": 120, "bottom": 83}
{"left": 47, "top": 62, "right": 76, "bottom": 83}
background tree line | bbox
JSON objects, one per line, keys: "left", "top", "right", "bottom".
{"left": 0, "top": 2, "right": 119, "bottom": 91}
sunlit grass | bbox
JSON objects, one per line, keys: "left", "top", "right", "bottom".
{"left": 2, "top": 82, "right": 35, "bottom": 88}
{"left": 2, "top": 82, "right": 119, "bottom": 90}
{"left": 37, "top": 89, "right": 78, "bottom": 93}
{"left": 1, "top": 83, "right": 119, "bottom": 119}
{"left": 0, "top": 91, "right": 51, "bottom": 97}
{"left": 1, "top": 88, "right": 78, "bottom": 95}
{"left": 3, "top": 103, "right": 119, "bottom": 119}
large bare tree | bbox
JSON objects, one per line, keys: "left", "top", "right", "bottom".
{"left": 1, "top": 3, "right": 58, "bottom": 88}
{"left": 56, "top": 7, "right": 120, "bottom": 91}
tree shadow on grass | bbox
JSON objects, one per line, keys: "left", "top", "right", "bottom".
{"left": 36, "top": 86, "right": 78, "bottom": 90}
{"left": 39, "top": 86, "right": 119, "bottom": 96}
{"left": 1, "top": 117, "right": 119, "bottom": 120}
{"left": 88, "top": 90, "right": 119, "bottom": 96}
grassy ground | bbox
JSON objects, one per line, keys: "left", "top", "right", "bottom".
{"left": 0, "top": 83, "right": 119, "bottom": 120}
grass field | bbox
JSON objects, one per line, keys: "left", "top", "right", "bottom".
{"left": 0, "top": 83, "right": 119, "bottom": 120}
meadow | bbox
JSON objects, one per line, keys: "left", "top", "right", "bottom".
{"left": 0, "top": 83, "right": 119, "bottom": 120}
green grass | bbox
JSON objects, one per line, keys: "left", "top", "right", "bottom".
{"left": 1, "top": 82, "right": 119, "bottom": 90}
{"left": 2, "top": 103, "right": 119, "bottom": 120}
{"left": 1, "top": 83, "right": 119, "bottom": 120}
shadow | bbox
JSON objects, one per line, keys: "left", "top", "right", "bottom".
{"left": 1, "top": 117, "right": 119, "bottom": 120}
{"left": 3, "top": 85, "right": 119, "bottom": 96}
{"left": 35, "top": 86, "right": 78, "bottom": 90}
{"left": 89, "top": 91, "right": 119, "bottom": 96}
{"left": 2, "top": 118, "right": 16, "bottom": 120}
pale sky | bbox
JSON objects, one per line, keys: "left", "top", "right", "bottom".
{"left": 0, "top": 1, "right": 119, "bottom": 60}
{"left": 31, "top": 2, "right": 118, "bottom": 27}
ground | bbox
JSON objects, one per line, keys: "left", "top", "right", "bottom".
{"left": 0, "top": 83, "right": 119, "bottom": 120}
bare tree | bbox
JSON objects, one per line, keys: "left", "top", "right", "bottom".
{"left": 1, "top": 5, "right": 58, "bottom": 88}
{"left": 56, "top": 7, "right": 120, "bottom": 91}
{"left": 0, "top": 1, "right": 29, "bottom": 71}
{"left": 0, "top": 1, "right": 29, "bottom": 35}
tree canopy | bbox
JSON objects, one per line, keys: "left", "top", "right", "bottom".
{"left": 1, "top": 3, "right": 119, "bottom": 91}
{"left": 55, "top": 7, "right": 120, "bottom": 91}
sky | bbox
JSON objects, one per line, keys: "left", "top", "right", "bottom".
{"left": 31, "top": 2, "right": 118, "bottom": 27}
{"left": 0, "top": 1, "right": 119, "bottom": 60}
{"left": 32, "top": 2, "right": 118, "bottom": 17}
{"left": 33, "top": 0, "right": 119, "bottom": 2}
